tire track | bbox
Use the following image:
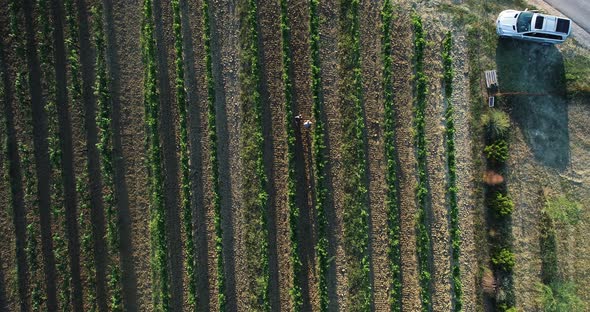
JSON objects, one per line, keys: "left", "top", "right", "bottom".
{"left": 257, "top": 0, "right": 291, "bottom": 309}
{"left": 391, "top": 9, "right": 422, "bottom": 312}
{"left": 49, "top": 0, "right": 84, "bottom": 308}
{"left": 75, "top": 0, "right": 109, "bottom": 310}
{"left": 151, "top": 0, "right": 184, "bottom": 309}
{"left": 359, "top": 1, "right": 390, "bottom": 310}
{"left": 106, "top": 0, "right": 149, "bottom": 309}
{"left": 22, "top": 0, "right": 59, "bottom": 308}
{"left": 209, "top": 0, "right": 243, "bottom": 309}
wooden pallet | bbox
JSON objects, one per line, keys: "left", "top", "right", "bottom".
{"left": 485, "top": 70, "right": 497, "bottom": 89}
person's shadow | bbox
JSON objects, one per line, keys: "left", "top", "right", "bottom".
{"left": 496, "top": 39, "right": 570, "bottom": 170}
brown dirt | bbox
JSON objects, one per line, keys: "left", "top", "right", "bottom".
{"left": 209, "top": 0, "right": 244, "bottom": 309}
{"left": 449, "top": 27, "right": 479, "bottom": 312}
{"left": 285, "top": 0, "right": 319, "bottom": 310}
{"left": 421, "top": 10, "right": 453, "bottom": 312}
{"left": 107, "top": 0, "right": 151, "bottom": 309}
{"left": 317, "top": 0, "right": 349, "bottom": 309}
{"left": 391, "top": 8, "right": 422, "bottom": 312}
{"left": 359, "top": 1, "right": 390, "bottom": 310}
{"left": 256, "top": 0, "right": 292, "bottom": 310}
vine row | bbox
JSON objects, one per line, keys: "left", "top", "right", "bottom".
{"left": 381, "top": 1, "right": 402, "bottom": 310}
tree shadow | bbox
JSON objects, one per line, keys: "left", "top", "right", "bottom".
{"left": 496, "top": 39, "right": 570, "bottom": 170}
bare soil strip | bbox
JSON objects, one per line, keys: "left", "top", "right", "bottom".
{"left": 23, "top": 0, "right": 59, "bottom": 308}
{"left": 451, "top": 28, "right": 479, "bottom": 311}
{"left": 151, "top": 1, "right": 185, "bottom": 309}
{"left": 181, "top": 0, "right": 213, "bottom": 308}
{"left": 107, "top": 0, "right": 151, "bottom": 309}
{"left": 0, "top": 28, "right": 28, "bottom": 312}
{"left": 257, "top": 0, "right": 291, "bottom": 310}
{"left": 423, "top": 17, "right": 453, "bottom": 312}
{"left": 209, "top": 0, "right": 243, "bottom": 309}
{"left": 286, "top": 0, "right": 319, "bottom": 309}
{"left": 359, "top": 1, "right": 390, "bottom": 310}
{"left": 49, "top": 1, "right": 84, "bottom": 308}
{"left": 391, "top": 9, "right": 422, "bottom": 312}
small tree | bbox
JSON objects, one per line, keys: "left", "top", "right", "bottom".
{"left": 492, "top": 192, "right": 514, "bottom": 217}
{"left": 482, "top": 109, "right": 510, "bottom": 141}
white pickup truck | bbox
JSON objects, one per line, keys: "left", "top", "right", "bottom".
{"left": 496, "top": 9, "right": 572, "bottom": 44}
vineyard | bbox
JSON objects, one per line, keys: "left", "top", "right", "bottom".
{"left": 1, "top": 0, "right": 589, "bottom": 311}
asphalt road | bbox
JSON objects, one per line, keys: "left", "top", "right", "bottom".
{"left": 544, "top": 0, "right": 590, "bottom": 34}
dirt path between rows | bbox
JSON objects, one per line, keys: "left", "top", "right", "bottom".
{"left": 422, "top": 12, "right": 453, "bottom": 312}
{"left": 257, "top": 0, "right": 291, "bottom": 309}
{"left": 0, "top": 26, "right": 27, "bottom": 312}
{"left": 286, "top": 0, "right": 319, "bottom": 309}
{"left": 317, "top": 0, "right": 348, "bottom": 309}
{"left": 107, "top": 0, "right": 150, "bottom": 309}
{"left": 391, "top": 8, "right": 422, "bottom": 312}
{"left": 359, "top": 1, "right": 390, "bottom": 310}
{"left": 450, "top": 27, "right": 479, "bottom": 312}
{"left": 209, "top": 0, "right": 243, "bottom": 309}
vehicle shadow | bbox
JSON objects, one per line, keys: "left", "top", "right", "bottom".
{"left": 496, "top": 39, "right": 570, "bottom": 170}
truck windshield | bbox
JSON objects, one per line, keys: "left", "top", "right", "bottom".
{"left": 517, "top": 11, "right": 534, "bottom": 32}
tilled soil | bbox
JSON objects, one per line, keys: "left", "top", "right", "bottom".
{"left": 391, "top": 9, "right": 422, "bottom": 312}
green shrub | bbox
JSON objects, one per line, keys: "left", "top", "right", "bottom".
{"left": 544, "top": 196, "right": 582, "bottom": 226}
{"left": 492, "top": 248, "right": 515, "bottom": 271}
{"left": 492, "top": 192, "right": 514, "bottom": 217}
{"left": 481, "top": 109, "right": 510, "bottom": 140}
{"left": 536, "top": 282, "right": 587, "bottom": 312}
{"left": 484, "top": 140, "right": 508, "bottom": 162}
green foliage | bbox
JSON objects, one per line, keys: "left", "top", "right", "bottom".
{"left": 239, "top": 0, "right": 270, "bottom": 309}
{"left": 9, "top": 0, "right": 44, "bottom": 310}
{"left": 412, "top": 13, "right": 432, "bottom": 312}
{"left": 536, "top": 282, "right": 587, "bottom": 312}
{"left": 92, "top": 4, "right": 123, "bottom": 311}
{"left": 141, "top": 0, "right": 170, "bottom": 309}
{"left": 202, "top": 0, "right": 226, "bottom": 309}
{"left": 381, "top": 1, "right": 401, "bottom": 310}
{"left": 340, "top": 0, "right": 372, "bottom": 310}
{"left": 484, "top": 140, "right": 508, "bottom": 162}
{"left": 442, "top": 31, "right": 463, "bottom": 312}
{"left": 564, "top": 50, "right": 590, "bottom": 96}
{"left": 491, "top": 192, "right": 514, "bottom": 217}
{"left": 65, "top": 0, "right": 97, "bottom": 309}
{"left": 309, "top": 0, "right": 330, "bottom": 310}
{"left": 481, "top": 109, "right": 510, "bottom": 141}
{"left": 170, "top": 0, "right": 197, "bottom": 309}
{"left": 544, "top": 196, "right": 582, "bottom": 226}
{"left": 492, "top": 248, "right": 515, "bottom": 271}
{"left": 278, "top": 0, "right": 303, "bottom": 309}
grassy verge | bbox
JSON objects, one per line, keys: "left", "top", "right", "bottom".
{"left": 411, "top": 13, "right": 433, "bottom": 312}
{"left": 380, "top": 1, "right": 401, "bottom": 310}
{"left": 141, "top": 0, "right": 171, "bottom": 309}
{"left": 239, "top": 0, "right": 270, "bottom": 309}
{"left": 442, "top": 31, "right": 463, "bottom": 312}
{"left": 278, "top": 0, "right": 303, "bottom": 309}
{"left": 201, "top": 0, "right": 227, "bottom": 309}
{"left": 170, "top": 0, "right": 197, "bottom": 308}
{"left": 92, "top": 4, "right": 123, "bottom": 311}
{"left": 339, "top": 0, "right": 372, "bottom": 310}
{"left": 309, "top": 0, "right": 330, "bottom": 309}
